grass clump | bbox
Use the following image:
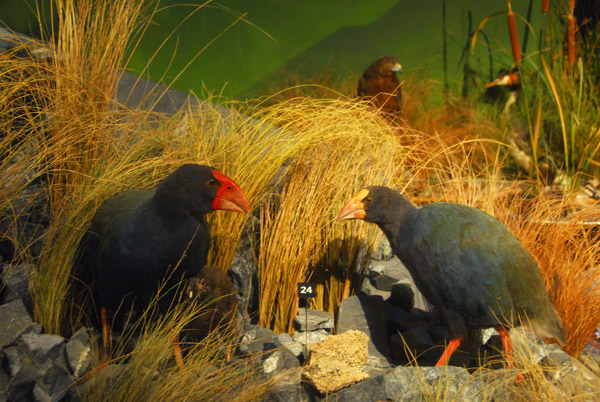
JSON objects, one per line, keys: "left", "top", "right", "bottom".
{"left": 2, "top": 0, "right": 600, "bottom": 400}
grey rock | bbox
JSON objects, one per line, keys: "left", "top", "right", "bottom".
{"left": 0, "top": 300, "right": 36, "bottom": 348}
{"left": 509, "top": 327, "right": 562, "bottom": 363}
{"left": 263, "top": 383, "right": 316, "bottom": 402}
{"left": 7, "top": 360, "right": 37, "bottom": 402}
{"left": 371, "top": 238, "right": 393, "bottom": 261}
{"left": 238, "top": 325, "right": 277, "bottom": 355}
{"left": 542, "top": 349, "right": 600, "bottom": 396}
{"left": 294, "top": 308, "right": 334, "bottom": 332}
{"left": 69, "top": 327, "right": 93, "bottom": 346}
{"left": 263, "top": 349, "right": 300, "bottom": 376}
{"left": 228, "top": 217, "right": 260, "bottom": 322}
{"left": 329, "top": 374, "right": 386, "bottom": 402}
{"left": 19, "top": 333, "right": 65, "bottom": 367}
{"left": 384, "top": 366, "right": 484, "bottom": 402}
{"left": 292, "top": 330, "right": 329, "bottom": 347}
{"left": 369, "top": 271, "right": 397, "bottom": 291}
{"left": 3, "top": 347, "right": 21, "bottom": 377}
{"left": 359, "top": 275, "right": 391, "bottom": 299}
{"left": 1, "top": 264, "right": 33, "bottom": 308}
{"left": 275, "top": 333, "right": 305, "bottom": 360}
{"left": 65, "top": 339, "right": 95, "bottom": 378}
{"left": 34, "top": 364, "right": 72, "bottom": 402}
{"left": 384, "top": 258, "right": 431, "bottom": 311}
{"left": 336, "top": 295, "right": 391, "bottom": 368}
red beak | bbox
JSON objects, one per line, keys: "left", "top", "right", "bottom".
{"left": 211, "top": 169, "right": 250, "bottom": 213}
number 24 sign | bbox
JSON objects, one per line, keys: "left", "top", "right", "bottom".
{"left": 297, "top": 282, "right": 316, "bottom": 298}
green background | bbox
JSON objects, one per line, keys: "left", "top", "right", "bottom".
{"left": 1, "top": 0, "right": 541, "bottom": 99}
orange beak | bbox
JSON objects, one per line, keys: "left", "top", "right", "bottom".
{"left": 485, "top": 73, "right": 519, "bottom": 88}
{"left": 337, "top": 189, "right": 369, "bottom": 221}
{"left": 211, "top": 169, "right": 250, "bottom": 213}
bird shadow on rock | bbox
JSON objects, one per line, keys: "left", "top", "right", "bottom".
{"left": 310, "top": 236, "right": 394, "bottom": 365}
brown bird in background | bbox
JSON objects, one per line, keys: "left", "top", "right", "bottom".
{"left": 357, "top": 56, "right": 404, "bottom": 116}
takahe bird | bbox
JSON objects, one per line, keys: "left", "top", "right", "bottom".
{"left": 338, "top": 186, "right": 565, "bottom": 368}
{"left": 357, "top": 56, "right": 403, "bottom": 116}
{"left": 182, "top": 266, "right": 239, "bottom": 358}
{"left": 75, "top": 164, "right": 249, "bottom": 361}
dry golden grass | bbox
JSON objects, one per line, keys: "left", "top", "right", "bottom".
{"left": 2, "top": 0, "right": 600, "bottom": 400}
{"left": 75, "top": 298, "right": 273, "bottom": 402}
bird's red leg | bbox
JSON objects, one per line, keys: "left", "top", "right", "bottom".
{"left": 172, "top": 335, "right": 185, "bottom": 371}
{"left": 497, "top": 327, "right": 525, "bottom": 381}
{"left": 100, "top": 307, "right": 111, "bottom": 367}
{"left": 435, "top": 337, "right": 462, "bottom": 366}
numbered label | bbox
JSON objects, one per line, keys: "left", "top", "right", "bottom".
{"left": 298, "top": 282, "right": 316, "bottom": 298}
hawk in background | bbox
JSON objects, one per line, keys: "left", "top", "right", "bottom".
{"left": 357, "top": 56, "right": 403, "bottom": 116}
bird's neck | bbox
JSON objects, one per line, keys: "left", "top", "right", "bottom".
{"left": 151, "top": 186, "right": 188, "bottom": 221}
{"left": 371, "top": 195, "right": 417, "bottom": 246}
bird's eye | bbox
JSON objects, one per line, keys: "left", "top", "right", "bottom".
{"left": 200, "top": 278, "right": 207, "bottom": 286}
{"left": 365, "top": 197, "right": 373, "bottom": 204}
{"left": 208, "top": 178, "right": 218, "bottom": 186}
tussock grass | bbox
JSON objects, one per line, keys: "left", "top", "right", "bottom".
{"left": 77, "top": 299, "right": 273, "bottom": 402}
{"left": 2, "top": 0, "right": 600, "bottom": 400}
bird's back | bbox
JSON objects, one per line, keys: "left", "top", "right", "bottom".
{"left": 395, "top": 202, "right": 564, "bottom": 342}
{"left": 86, "top": 187, "right": 210, "bottom": 314}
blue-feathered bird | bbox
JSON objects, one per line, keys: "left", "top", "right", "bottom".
{"left": 338, "top": 186, "right": 565, "bottom": 367}
{"left": 75, "top": 164, "right": 249, "bottom": 361}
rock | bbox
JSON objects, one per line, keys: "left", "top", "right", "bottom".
{"left": 371, "top": 238, "right": 393, "bottom": 261}
{"left": 302, "top": 330, "right": 370, "bottom": 394}
{"left": 33, "top": 364, "right": 72, "bottom": 402}
{"left": 384, "top": 366, "right": 484, "bottom": 402}
{"left": 6, "top": 359, "right": 37, "bottom": 402}
{"left": 292, "top": 330, "right": 329, "bottom": 347}
{"left": 19, "top": 333, "right": 65, "bottom": 367}
{"left": 238, "top": 324, "right": 278, "bottom": 355}
{"left": 228, "top": 217, "right": 260, "bottom": 322}
{"left": 369, "top": 271, "right": 397, "bottom": 291}
{"left": 65, "top": 339, "right": 95, "bottom": 378}
{"left": 274, "top": 333, "right": 305, "bottom": 361}
{"left": 3, "top": 347, "right": 21, "bottom": 377}
{"left": 263, "top": 349, "right": 300, "bottom": 376}
{"left": 69, "top": 327, "right": 94, "bottom": 345}
{"left": 509, "top": 327, "right": 561, "bottom": 363}
{"left": 293, "top": 308, "right": 334, "bottom": 332}
{"left": 263, "top": 383, "right": 317, "bottom": 402}
{"left": 542, "top": 349, "right": 600, "bottom": 397}
{"left": 336, "top": 295, "right": 391, "bottom": 368}
{"left": 368, "top": 256, "right": 431, "bottom": 311}
{"left": 359, "top": 275, "right": 391, "bottom": 299}
{"left": 329, "top": 374, "right": 386, "bottom": 402}
{"left": 0, "top": 264, "right": 33, "bottom": 309}
{"left": 0, "top": 300, "right": 36, "bottom": 348}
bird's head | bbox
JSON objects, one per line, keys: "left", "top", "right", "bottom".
{"left": 337, "top": 186, "right": 409, "bottom": 224}
{"left": 379, "top": 56, "right": 403, "bottom": 75}
{"left": 210, "top": 169, "right": 250, "bottom": 213}
{"left": 156, "top": 164, "right": 249, "bottom": 220}
{"left": 484, "top": 68, "right": 520, "bottom": 89}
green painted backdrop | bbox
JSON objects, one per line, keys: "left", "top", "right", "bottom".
{"left": 1, "top": 0, "right": 541, "bottom": 99}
